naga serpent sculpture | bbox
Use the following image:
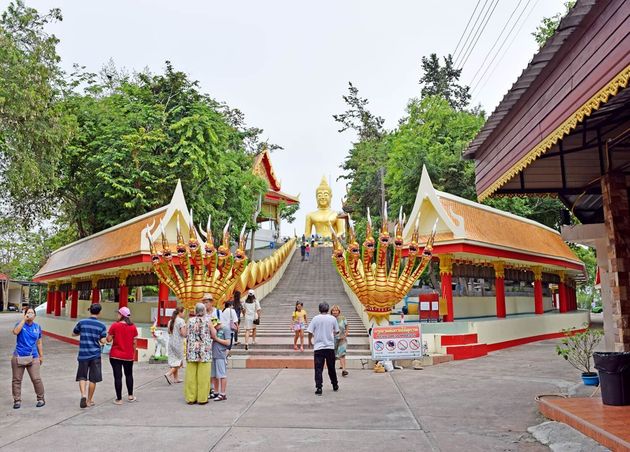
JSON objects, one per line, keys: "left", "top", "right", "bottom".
{"left": 331, "top": 205, "right": 437, "bottom": 325}
{"left": 145, "top": 211, "right": 248, "bottom": 312}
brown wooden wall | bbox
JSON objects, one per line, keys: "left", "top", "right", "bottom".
{"left": 474, "top": 0, "right": 629, "bottom": 195}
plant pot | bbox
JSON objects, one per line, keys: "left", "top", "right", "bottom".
{"left": 581, "top": 372, "right": 599, "bottom": 386}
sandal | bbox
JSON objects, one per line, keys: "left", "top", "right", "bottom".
{"left": 113, "top": 399, "right": 123, "bottom": 405}
{"left": 127, "top": 396, "right": 137, "bottom": 403}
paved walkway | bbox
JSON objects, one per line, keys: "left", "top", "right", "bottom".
{"left": 0, "top": 312, "right": 602, "bottom": 451}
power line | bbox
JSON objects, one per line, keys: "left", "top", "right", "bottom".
{"left": 471, "top": 0, "right": 534, "bottom": 94}
{"left": 454, "top": 0, "right": 492, "bottom": 66}
{"left": 468, "top": 0, "right": 526, "bottom": 88}
{"left": 452, "top": 0, "right": 483, "bottom": 59}
{"left": 470, "top": 0, "right": 542, "bottom": 104}
{"left": 458, "top": 0, "right": 501, "bottom": 71}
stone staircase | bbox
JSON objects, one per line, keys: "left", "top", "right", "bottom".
{"left": 231, "top": 247, "right": 371, "bottom": 368}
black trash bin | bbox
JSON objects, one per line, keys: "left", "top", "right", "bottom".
{"left": 593, "top": 352, "right": 630, "bottom": 406}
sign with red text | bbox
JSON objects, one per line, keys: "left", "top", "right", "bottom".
{"left": 371, "top": 324, "right": 422, "bottom": 360}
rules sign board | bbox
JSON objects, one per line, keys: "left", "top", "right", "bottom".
{"left": 371, "top": 324, "right": 422, "bottom": 360}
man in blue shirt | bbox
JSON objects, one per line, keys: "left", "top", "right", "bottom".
{"left": 72, "top": 303, "right": 107, "bottom": 408}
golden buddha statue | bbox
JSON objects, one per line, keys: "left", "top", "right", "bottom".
{"left": 304, "top": 177, "right": 345, "bottom": 239}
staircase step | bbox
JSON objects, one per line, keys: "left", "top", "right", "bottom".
{"left": 445, "top": 343, "right": 488, "bottom": 360}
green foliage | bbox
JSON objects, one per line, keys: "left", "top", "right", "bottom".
{"left": 419, "top": 54, "right": 470, "bottom": 111}
{"left": 278, "top": 202, "right": 299, "bottom": 224}
{"left": 386, "top": 96, "right": 485, "bottom": 214}
{"left": 484, "top": 197, "right": 565, "bottom": 231}
{"left": 0, "top": 1, "right": 74, "bottom": 223}
{"left": 556, "top": 324, "right": 603, "bottom": 374}
{"left": 570, "top": 244, "right": 599, "bottom": 308}
{"left": 59, "top": 64, "right": 267, "bottom": 237}
{"left": 532, "top": 1, "right": 576, "bottom": 49}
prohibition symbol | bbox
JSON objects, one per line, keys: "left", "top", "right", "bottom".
{"left": 409, "top": 339, "right": 420, "bottom": 351}
{"left": 397, "top": 340, "right": 408, "bottom": 351}
{"left": 374, "top": 341, "right": 384, "bottom": 352}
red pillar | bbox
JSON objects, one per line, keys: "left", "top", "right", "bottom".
{"left": 54, "top": 289, "right": 62, "bottom": 316}
{"left": 440, "top": 255, "right": 454, "bottom": 322}
{"left": 70, "top": 288, "right": 79, "bottom": 319}
{"left": 46, "top": 286, "right": 53, "bottom": 314}
{"left": 91, "top": 288, "right": 100, "bottom": 304}
{"left": 559, "top": 282, "right": 568, "bottom": 313}
{"left": 119, "top": 285, "right": 128, "bottom": 309}
{"left": 158, "top": 282, "right": 169, "bottom": 324}
{"left": 493, "top": 261, "right": 506, "bottom": 318}
{"left": 533, "top": 266, "right": 544, "bottom": 315}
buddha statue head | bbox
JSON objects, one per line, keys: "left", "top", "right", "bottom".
{"left": 316, "top": 177, "right": 332, "bottom": 209}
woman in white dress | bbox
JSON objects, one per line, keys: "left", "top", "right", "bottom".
{"left": 165, "top": 307, "right": 186, "bottom": 384}
{"left": 243, "top": 290, "right": 261, "bottom": 351}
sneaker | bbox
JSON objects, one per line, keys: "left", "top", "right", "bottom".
{"left": 342, "top": 370, "right": 349, "bottom": 377}
{"left": 36, "top": 400, "right": 45, "bottom": 408}
{"left": 209, "top": 390, "right": 215, "bottom": 399}
{"left": 332, "top": 384, "right": 339, "bottom": 392}
{"left": 213, "top": 394, "right": 227, "bottom": 401}
{"left": 315, "top": 388, "right": 322, "bottom": 396}
{"left": 13, "top": 401, "right": 20, "bottom": 409}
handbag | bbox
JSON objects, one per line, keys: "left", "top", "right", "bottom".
{"left": 253, "top": 318, "right": 260, "bottom": 325}
{"left": 102, "top": 343, "right": 112, "bottom": 354}
{"left": 16, "top": 355, "right": 33, "bottom": 366}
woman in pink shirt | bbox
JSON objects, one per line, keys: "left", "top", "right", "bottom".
{"left": 106, "top": 307, "right": 138, "bottom": 405}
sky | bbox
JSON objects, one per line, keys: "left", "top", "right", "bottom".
{"left": 29, "top": 0, "right": 566, "bottom": 236}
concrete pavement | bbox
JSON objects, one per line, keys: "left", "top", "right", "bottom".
{"left": 0, "top": 312, "right": 602, "bottom": 451}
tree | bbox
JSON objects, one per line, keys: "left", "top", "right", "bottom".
{"left": 419, "top": 54, "right": 470, "bottom": 111}
{"left": 58, "top": 64, "right": 268, "bottom": 237}
{"left": 335, "top": 82, "right": 390, "bottom": 218}
{"left": 532, "top": 1, "right": 576, "bottom": 48}
{"left": 386, "top": 96, "right": 485, "bottom": 215}
{"left": 0, "top": 1, "right": 73, "bottom": 224}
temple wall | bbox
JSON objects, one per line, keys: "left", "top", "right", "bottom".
{"left": 453, "top": 296, "right": 554, "bottom": 318}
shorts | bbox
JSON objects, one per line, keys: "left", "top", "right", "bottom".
{"left": 76, "top": 358, "right": 103, "bottom": 383}
{"left": 244, "top": 317, "right": 256, "bottom": 330}
{"left": 293, "top": 322, "right": 304, "bottom": 331}
{"left": 212, "top": 358, "right": 227, "bottom": 379}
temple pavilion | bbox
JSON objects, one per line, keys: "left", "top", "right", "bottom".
{"left": 402, "top": 167, "right": 585, "bottom": 324}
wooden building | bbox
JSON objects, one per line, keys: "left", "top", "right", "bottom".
{"left": 463, "top": 0, "right": 629, "bottom": 350}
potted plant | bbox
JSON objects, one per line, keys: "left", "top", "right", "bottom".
{"left": 556, "top": 323, "right": 603, "bottom": 386}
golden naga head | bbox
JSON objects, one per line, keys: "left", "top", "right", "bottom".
{"left": 199, "top": 215, "right": 216, "bottom": 258}
{"left": 407, "top": 217, "right": 421, "bottom": 257}
{"left": 234, "top": 224, "right": 248, "bottom": 263}
{"left": 187, "top": 209, "right": 200, "bottom": 254}
{"left": 346, "top": 215, "right": 361, "bottom": 260}
{"left": 362, "top": 208, "right": 376, "bottom": 257}
{"left": 175, "top": 215, "right": 186, "bottom": 257}
{"left": 331, "top": 205, "right": 438, "bottom": 323}
{"left": 147, "top": 214, "right": 250, "bottom": 312}
{"left": 217, "top": 218, "right": 232, "bottom": 260}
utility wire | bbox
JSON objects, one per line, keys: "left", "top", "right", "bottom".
{"left": 470, "top": 0, "right": 541, "bottom": 104}
{"left": 452, "top": 0, "right": 483, "bottom": 60}
{"left": 458, "top": 0, "right": 501, "bottom": 71}
{"left": 468, "top": 0, "right": 526, "bottom": 88}
{"left": 471, "top": 0, "right": 534, "bottom": 93}
{"left": 454, "top": 0, "right": 492, "bottom": 66}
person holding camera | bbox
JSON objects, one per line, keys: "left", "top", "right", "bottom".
{"left": 11, "top": 306, "right": 45, "bottom": 409}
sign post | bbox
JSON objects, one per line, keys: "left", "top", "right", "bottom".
{"left": 371, "top": 324, "right": 422, "bottom": 361}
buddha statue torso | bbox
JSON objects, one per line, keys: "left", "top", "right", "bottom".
{"left": 304, "top": 177, "right": 344, "bottom": 239}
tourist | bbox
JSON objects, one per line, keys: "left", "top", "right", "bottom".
{"left": 106, "top": 307, "right": 138, "bottom": 404}
{"left": 211, "top": 317, "right": 232, "bottom": 401}
{"left": 221, "top": 300, "right": 239, "bottom": 344}
{"left": 185, "top": 303, "right": 214, "bottom": 404}
{"left": 11, "top": 306, "right": 45, "bottom": 409}
{"left": 203, "top": 293, "right": 219, "bottom": 319}
{"left": 243, "top": 289, "right": 261, "bottom": 351}
{"left": 291, "top": 301, "right": 308, "bottom": 352}
{"left": 331, "top": 305, "right": 349, "bottom": 377}
{"left": 165, "top": 306, "right": 186, "bottom": 384}
{"left": 72, "top": 303, "right": 107, "bottom": 408}
{"left": 306, "top": 302, "right": 339, "bottom": 396}
{"left": 305, "top": 243, "right": 311, "bottom": 261}
{"left": 231, "top": 290, "right": 242, "bottom": 344}
{"left": 300, "top": 241, "right": 306, "bottom": 261}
